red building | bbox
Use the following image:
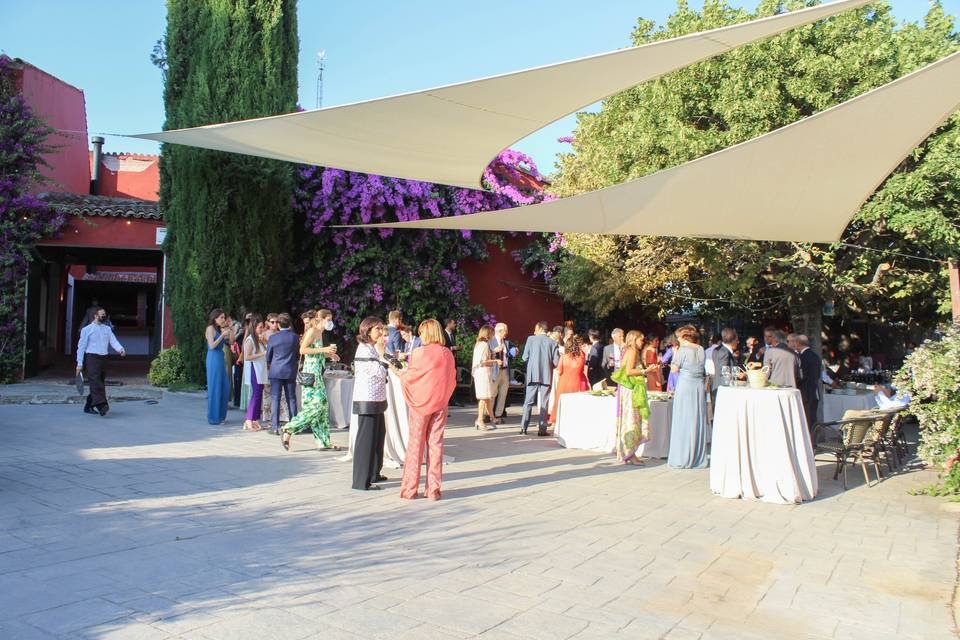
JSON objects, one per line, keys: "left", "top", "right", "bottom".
{"left": 8, "top": 58, "right": 170, "bottom": 378}
{"left": 13, "top": 57, "right": 559, "bottom": 378}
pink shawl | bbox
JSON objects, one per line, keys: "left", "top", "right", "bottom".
{"left": 401, "top": 343, "right": 457, "bottom": 416}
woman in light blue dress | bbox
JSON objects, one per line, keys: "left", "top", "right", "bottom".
{"left": 667, "top": 325, "right": 708, "bottom": 469}
{"left": 205, "top": 308, "right": 233, "bottom": 425}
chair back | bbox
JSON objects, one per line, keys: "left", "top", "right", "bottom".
{"left": 841, "top": 409, "right": 875, "bottom": 447}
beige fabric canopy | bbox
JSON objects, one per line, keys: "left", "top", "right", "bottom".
{"left": 358, "top": 52, "right": 960, "bottom": 244}
{"left": 134, "top": 0, "right": 869, "bottom": 189}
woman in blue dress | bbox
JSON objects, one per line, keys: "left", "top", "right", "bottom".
{"left": 205, "top": 308, "right": 234, "bottom": 425}
{"left": 667, "top": 325, "right": 708, "bottom": 469}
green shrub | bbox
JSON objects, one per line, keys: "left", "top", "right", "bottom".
{"left": 895, "top": 324, "right": 960, "bottom": 495}
{"left": 149, "top": 346, "right": 188, "bottom": 388}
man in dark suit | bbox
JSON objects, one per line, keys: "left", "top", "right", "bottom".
{"left": 385, "top": 309, "right": 405, "bottom": 355}
{"left": 796, "top": 334, "right": 822, "bottom": 436}
{"left": 586, "top": 329, "right": 605, "bottom": 387}
{"left": 266, "top": 313, "right": 300, "bottom": 434}
{"left": 520, "top": 320, "right": 560, "bottom": 436}
{"left": 763, "top": 330, "right": 800, "bottom": 388}
{"left": 710, "top": 327, "right": 740, "bottom": 408}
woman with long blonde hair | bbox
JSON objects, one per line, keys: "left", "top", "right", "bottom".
{"left": 613, "top": 330, "right": 650, "bottom": 464}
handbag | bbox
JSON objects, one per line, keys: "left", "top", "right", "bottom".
{"left": 296, "top": 355, "right": 316, "bottom": 387}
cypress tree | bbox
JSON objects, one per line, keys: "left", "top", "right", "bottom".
{"left": 159, "top": 0, "right": 298, "bottom": 382}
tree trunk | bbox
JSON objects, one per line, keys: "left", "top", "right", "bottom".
{"left": 791, "top": 300, "right": 823, "bottom": 356}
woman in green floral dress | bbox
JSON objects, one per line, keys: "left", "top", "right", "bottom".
{"left": 282, "top": 310, "right": 340, "bottom": 451}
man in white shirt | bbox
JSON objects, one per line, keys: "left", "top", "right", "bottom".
{"left": 602, "top": 329, "right": 625, "bottom": 381}
{"left": 76, "top": 307, "right": 125, "bottom": 416}
{"left": 489, "top": 323, "right": 517, "bottom": 422}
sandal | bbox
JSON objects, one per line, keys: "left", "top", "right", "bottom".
{"left": 281, "top": 432, "right": 291, "bottom": 451}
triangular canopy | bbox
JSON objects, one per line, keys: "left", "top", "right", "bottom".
{"left": 134, "top": 0, "right": 869, "bottom": 189}
{"left": 356, "top": 51, "right": 960, "bottom": 244}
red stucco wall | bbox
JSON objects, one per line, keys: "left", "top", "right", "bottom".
{"left": 19, "top": 63, "right": 90, "bottom": 195}
{"left": 44, "top": 216, "right": 164, "bottom": 250}
{"left": 461, "top": 235, "right": 564, "bottom": 337}
{"left": 91, "top": 152, "right": 161, "bottom": 201}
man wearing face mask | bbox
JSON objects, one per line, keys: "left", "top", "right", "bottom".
{"left": 76, "top": 307, "right": 126, "bottom": 416}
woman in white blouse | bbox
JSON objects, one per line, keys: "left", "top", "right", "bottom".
{"left": 352, "top": 316, "right": 389, "bottom": 491}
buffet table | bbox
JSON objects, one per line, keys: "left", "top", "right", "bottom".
{"left": 822, "top": 389, "right": 877, "bottom": 423}
{"left": 553, "top": 392, "right": 673, "bottom": 458}
{"left": 709, "top": 386, "right": 817, "bottom": 504}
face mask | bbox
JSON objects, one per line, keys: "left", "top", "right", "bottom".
{"left": 97, "top": 315, "right": 106, "bottom": 323}
{"left": 324, "top": 320, "right": 334, "bottom": 332}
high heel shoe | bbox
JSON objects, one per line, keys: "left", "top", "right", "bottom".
{"left": 474, "top": 421, "right": 484, "bottom": 430}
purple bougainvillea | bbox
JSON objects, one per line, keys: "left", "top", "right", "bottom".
{"left": 0, "top": 55, "right": 66, "bottom": 382}
{"left": 289, "top": 149, "right": 554, "bottom": 352}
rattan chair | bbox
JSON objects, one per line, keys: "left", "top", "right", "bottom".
{"left": 814, "top": 409, "right": 883, "bottom": 490}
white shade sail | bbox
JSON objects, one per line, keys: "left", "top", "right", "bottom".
{"left": 133, "top": 0, "right": 869, "bottom": 189}
{"left": 357, "top": 51, "right": 960, "bottom": 244}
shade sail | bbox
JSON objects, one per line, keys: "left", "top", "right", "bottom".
{"left": 133, "top": 0, "right": 869, "bottom": 189}
{"left": 355, "top": 51, "right": 960, "bottom": 244}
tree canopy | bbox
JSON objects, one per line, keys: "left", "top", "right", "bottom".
{"left": 550, "top": 0, "right": 960, "bottom": 345}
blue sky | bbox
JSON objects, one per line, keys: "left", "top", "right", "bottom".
{"left": 3, "top": 1, "right": 957, "bottom": 174}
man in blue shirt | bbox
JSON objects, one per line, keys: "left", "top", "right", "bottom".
{"left": 76, "top": 307, "right": 125, "bottom": 416}
{"left": 385, "top": 310, "right": 406, "bottom": 355}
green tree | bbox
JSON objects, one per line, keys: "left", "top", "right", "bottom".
{"left": 158, "top": 0, "right": 298, "bottom": 382}
{"left": 552, "top": 1, "right": 960, "bottom": 350}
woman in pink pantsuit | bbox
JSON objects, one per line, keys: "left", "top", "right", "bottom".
{"left": 392, "top": 318, "right": 457, "bottom": 500}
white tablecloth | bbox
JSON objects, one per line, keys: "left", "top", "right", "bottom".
{"left": 553, "top": 392, "right": 672, "bottom": 457}
{"left": 324, "top": 374, "right": 353, "bottom": 429}
{"left": 709, "top": 386, "right": 817, "bottom": 505}
{"left": 822, "top": 391, "right": 877, "bottom": 423}
{"left": 339, "top": 370, "right": 453, "bottom": 469}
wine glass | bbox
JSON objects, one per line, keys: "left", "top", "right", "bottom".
{"left": 721, "top": 366, "right": 732, "bottom": 387}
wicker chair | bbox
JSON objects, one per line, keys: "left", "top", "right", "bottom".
{"left": 814, "top": 409, "right": 883, "bottom": 490}
{"left": 887, "top": 413, "right": 911, "bottom": 462}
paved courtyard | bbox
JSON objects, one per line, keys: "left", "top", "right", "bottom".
{"left": 0, "top": 393, "right": 957, "bottom": 639}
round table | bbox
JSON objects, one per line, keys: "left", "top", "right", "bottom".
{"left": 553, "top": 392, "right": 673, "bottom": 457}
{"left": 709, "top": 386, "right": 818, "bottom": 504}
{"left": 822, "top": 390, "right": 877, "bottom": 423}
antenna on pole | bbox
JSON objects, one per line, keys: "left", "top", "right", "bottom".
{"left": 315, "top": 50, "right": 326, "bottom": 109}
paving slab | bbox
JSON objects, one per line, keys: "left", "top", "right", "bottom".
{"left": 0, "top": 394, "right": 956, "bottom": 639}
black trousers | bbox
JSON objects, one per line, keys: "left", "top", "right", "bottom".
{"left": 352, "top": 413, "right": 386, "bottom": 489}
{"left": 801, "top": 392, "right": 819, "bottom": 438}
{"left": 232, "top": 362, "right": 243, "bottom": 407}
{"left": 83, "top": 353, "right": 108, "bottom": 410}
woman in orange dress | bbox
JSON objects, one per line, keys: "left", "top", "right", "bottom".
{"left": 548, "top": 335, "right": 589, "bottom": 425}
{"left": 643, "top": 336, "right": 663, "bottom": 391}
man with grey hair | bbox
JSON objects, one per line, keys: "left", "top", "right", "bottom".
{"left": 763, "top": 329, "right": 800, "bottom": 388}
{"left": 602, "top": 328, "right": 626, "bottom": 381}
{"left": 489, "top": 322, "right": 517, "bottom": 422}
{"left": 796, "top": 334, "right": 822, "bottom": 434}
{"left": 786, "top": 333, "right": 799, "bottom": 353}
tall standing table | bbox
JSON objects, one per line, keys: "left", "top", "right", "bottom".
{"left": 709, "top": 386, "right": 818, "bottom": 504}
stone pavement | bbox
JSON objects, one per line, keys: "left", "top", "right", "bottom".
{"left": 0, "top": 394, "right": 956, "bottom": 640}
{"left": 0, "top": 381, "right": 162, "bottom": 405}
